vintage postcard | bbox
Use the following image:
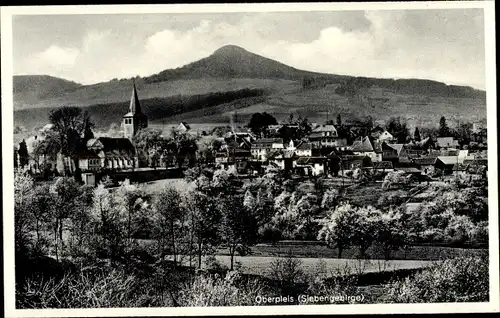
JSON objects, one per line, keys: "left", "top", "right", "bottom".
{"left": 2, "top": 1, "right": 498, "bottom": 317}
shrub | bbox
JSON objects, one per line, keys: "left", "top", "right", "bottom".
{"left": 381, "top": 254, "right": 489, "bottom": 303}
{"left": 17, "top": 267, "right": 142, "bottom": 308}
{"left": 268, "top": 253, "right": 306, "bottom": 296}
{"left": 177, "top": 271, "right": 262, "bottom": 306}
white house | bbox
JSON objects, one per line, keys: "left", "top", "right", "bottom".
{"left": 378, "top": 130, "right": 394, "bottom": 143}
{"left": 350, "top": 136, "right": 382, "bottom": 162}
{"left": 251, "top": 138, "right": 284, "bottom": 161}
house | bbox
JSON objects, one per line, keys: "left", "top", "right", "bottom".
{"left": 308, "top": 124, "right": 346, "bottom": 147}
{"left": 176, "top": 122, "right": 191, "bottom": 133}
{"left": 86, "top": 137, "right": 138, "bottom": 170}
{"left": 294, "top": 141, "right": 321, "bottom": 157}
{"left": 394, "top": 166, "right": 422, "bottom": 176}
{"left": 435, "top": 156, "right": 459, "bottom": 175}
{"left": 123, "top": 81, "right": 148, "bottom": 139}
{"left": 381, "top": 143, "right": 407, "bottom": 162}
{"left": 215, "top": 147, "right": 252, "bottom": 167}
{"left": 350, "top": 136, "right": 382, "bottom": 162}
{"left": 268, "top": 149, "right": 295, "bottom": 171}
{"left": 413, "top": 157, "right": 437, "bottom": 175}
{"left": 378, "top": 130, "right": 394, "bottom": 143}
{"left": 370, "top": 126, "right": 385, "bottom": 139}
{"left": 372, "top": 161, "right": 394, "bottom": 173}
{"left": 77, "top": 150, "right": 102, "bottom": 171}
{"left": 436, "top": 137, "right": 459, "bottom": 149}
{"left": 295, "top": 156, "right": 327, "bottom": 176}
{"left": 452, "top": 163, "right": 469, "bottom": 177}
{"left": 251, "top": 138, "right": 284, "bottom": 161}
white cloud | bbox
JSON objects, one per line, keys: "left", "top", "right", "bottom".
{"left": 34, "top": 45, "right": 80, "bottom": 67}
{"left": 14, "top": 11, "right": 485, "bottom": 89}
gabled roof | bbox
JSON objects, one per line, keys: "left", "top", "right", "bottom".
{"left": 436, "top": 156, "right": 459, "bottom": 165}
{"left": 252, "top": 138, "right": 284, "bottom": 148}
{"left": 295, "top": 156, "right": 327, "bottom": 165}
{"left": 178, "top": 122, "right": 191, "bottom": 130}
{"left": 124, "top": 80, "right": 145, "bottom": 118}
{"left": 77, "top": 149, "right": 100, "bottom": 159}
{"left": 413, "top": 157, "right": 437, "bottom": 165}
{"left": 296, "top": 141, "right": 313, "bottom": 150}
{"left": 91, "top": 137, "right": 136, "bottom": 157}
{"left": 350, "top": 136, "right": 374, "bottom": 152}
{"left": 373, "top": 161, "right": 394, "bottom": 169}
{"left": 384, "top": 143, "right": 405, "bottom": 155}
{"left": 395, "top": 167, "right": 421, "bottom": 173}
{"left": 312, "top": 124, "right": 338, "bottom": 132}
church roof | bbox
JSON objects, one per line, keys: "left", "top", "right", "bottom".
{"left": 124, "top": 80, "right": 144, "bottom": 117}
{"left": 89, "top": 137, "right": 136, "bottom": 157}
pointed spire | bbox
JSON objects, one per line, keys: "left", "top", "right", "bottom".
{"left": 129, "top": 79, "right": 142, "bottom": 115}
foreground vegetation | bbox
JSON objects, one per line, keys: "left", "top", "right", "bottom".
{"left": 14, "top": 160, "right": 489, "bottom": 307}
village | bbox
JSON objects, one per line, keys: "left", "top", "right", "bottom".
{"left": 14, "top": 82, "right": 488, "bottom": 189}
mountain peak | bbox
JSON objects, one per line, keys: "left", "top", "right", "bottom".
{"left": 212, "top": 45, "right": 248, "bottom": 56}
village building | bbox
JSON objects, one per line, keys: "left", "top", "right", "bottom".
{"left": 381, "top": 143, "right": 407, "bottom": 163}
{"left": 80, "top": 137, "right": 138, "bottom": 171}
{"left": 413, "top": 157, "right": 437, "bottom": 175}
{"left": 308, "top": 124, "right": 346, "bottom": 147}
{"left": 435, "top": 156, "right": 460, "bottom": 175}
{"left": 372, "top": 161, "right": 394, "bottom": 174}
{"left": 294, "top": 156, "right": 327, "bottom": 176}
{"left": 175, "top": 122, "right": 191, "bottom": 133}
{"left": 250, "top": 138, "right": 284, "bottom": 161}
{"left": 78, "top": 83, "right": 146, "bottom": 172}
{"left": 436, "top": 137, "right": 459, "bottom": 149}
{"left": 294, "top": 141, "right": 321, "bottom": 157}
{"left": 350, "top": 136, "right": 382, "bottom": 162}
{"left": 123, "top": 81, "right": 148, "bottom": 139}
{"left": 378, "top": 130, "right": 394, "bottom": 143}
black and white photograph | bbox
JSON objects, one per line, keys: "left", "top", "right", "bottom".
{"left": 2, "top": 1, "right": 499, "bottom": 316}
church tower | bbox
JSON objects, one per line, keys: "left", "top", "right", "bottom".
{"left": 123, "top": 80, "right": 148, "bottom": 139}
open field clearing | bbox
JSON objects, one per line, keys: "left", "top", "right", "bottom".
{"left": 171, "top": 255, "right": 434, "bottom": 279}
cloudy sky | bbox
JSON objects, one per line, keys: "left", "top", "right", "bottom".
{"left": 12, "top": 9, "right": 486, "bottom": 89}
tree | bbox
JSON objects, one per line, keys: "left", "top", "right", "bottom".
{"left": 219, "top": 195, "right": 258, "bottom": 270}
{"left": 115, "top": 180, "right": 149, "bottom": 252}
{"left": 32, "top": 131, "right": 62, "bottom": 174}
{"left": 31, "top": 185, "right": 55, "bottom": 250}
{"left": 351, "top": 206, "right": 381, "bottom": 258}
{"left": 132, "top": 129, "right": 163, "bottom": 168}
{"left": 171, "top": 130, "right": 199, "bottom": 172}
{"left": 337, "top": 114, "right": 342, "bottom": 127}
{"left": 90, "top": 183, "right": 125, "bottom": 261}
{"left": 247, "top": 112, "right": 278, "bottom": 138}
{"left": 154, "top": 187, "right": 184, "bottom": 267}
{"left": 439, "top": 116, "right": 451, "bottom": 137}
{"left": 50, "top": 177, "right": 83, "bottom": 260}
{"left": 375, "top": 209, "right": 406, "bottom": 260}
{"left": 414, "top": 127, "right": 421, "bottom": 142}
{"left": 386, "top": 117, "right": 410, "bottom": 143}
{"left": 183, "top": 190, "right": 221, "bottom": 268}
{"left": 14, "top": 168, "right": 36, "bottom": 255}
{"left": 18, "top": 140, "right": 29, "bottom": 168}
{"left": 317, "top": 203, "right": 357, "bottom": 258}
{"left": 49, "top": 106, "right": 94, "bottom": 171}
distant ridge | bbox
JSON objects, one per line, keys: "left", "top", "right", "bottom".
{"left": 13, "top": 44, "right": 485, "bottom": 110}
{"left": 144, "top": 44, "right": 342, "bottom": 83}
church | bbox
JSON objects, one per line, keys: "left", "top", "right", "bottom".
{"left": 78, "top": 81, "right": 148, "bottom": 172}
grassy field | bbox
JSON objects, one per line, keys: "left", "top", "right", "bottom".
{"left": 138, "top": 178, "right": 194, "bottom": 194}
{"left": 173, "top": 254, "right": 433, "bottom": 279}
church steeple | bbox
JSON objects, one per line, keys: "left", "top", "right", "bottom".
{"left": 129, "top": 79, "right": 143, "bottom": 115}
{"left": 123, "top": 79, "right": 148, "bottom": 140}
